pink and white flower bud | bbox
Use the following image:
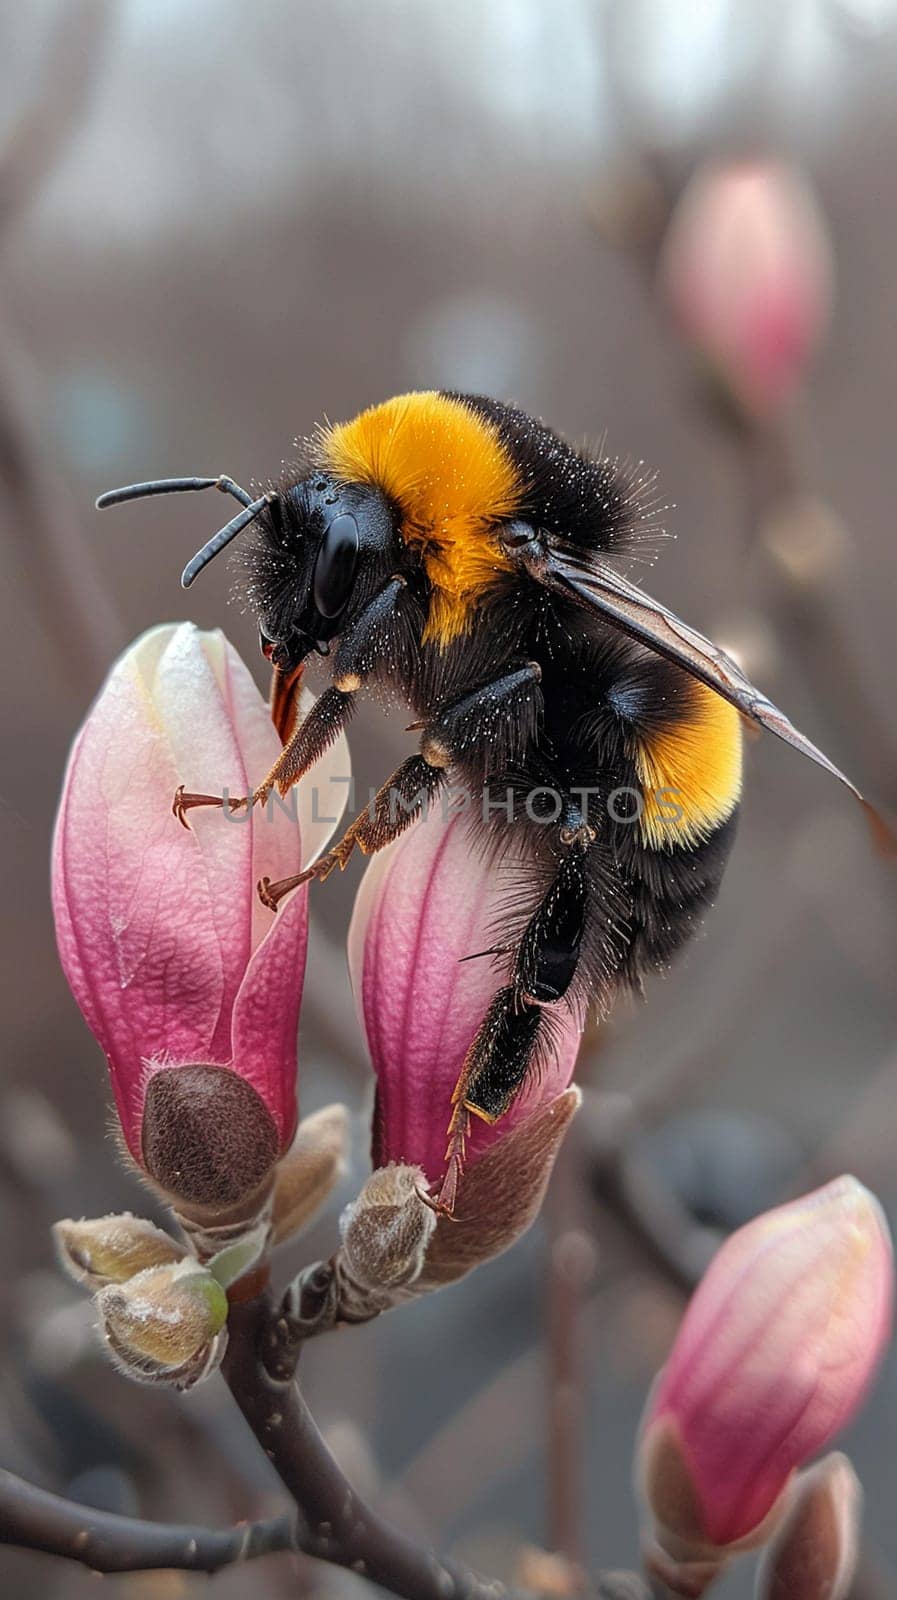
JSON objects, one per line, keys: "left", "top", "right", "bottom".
{"left": 659, "top": 160, "right": 833, "bottom": 417}
{"left": 52, "top": 623, "right": 348, "bottom": 1217}
{"left": 348, "top": 808, "right": 583, "bottom": 1282}
{"left": 348, "top": 808, "right": 582, "bottom": 1184}
{"left": 638, "top": 1177, "right": 892, "bottom": 1558}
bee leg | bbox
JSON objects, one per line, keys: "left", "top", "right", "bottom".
{"left": 258, "top": 754, "right": 446, "bottom": 909}
{"left": 439, "top": 985, "right": 545, "bottom": 1211}
{"left": 261, "top": 683, "right": 360, "bottom": 803}
{"left": 259, "top": 661, "right": 542, "bottom": 908}
{"left": 417, "top": 661, "right": 543, "bottom": 776}
{"left": 171, "top": 786, "right": 246, "bottom": 827}
{"left": 172, "top": 683, "right": 358, "bottom": 827}
{"left": 259, "top": 573, "right": 413, "bottom": 799}
{"left": 175, "top": 577, "right": 412, "bottom": 828}
{"left": 515, "top": 838, "right": 590, "bottom": 1005}
{"left": 437, "top": 820, "right": 590, "bottom": 1211}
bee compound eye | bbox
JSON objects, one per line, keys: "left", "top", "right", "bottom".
{"left": 312, "top": 513, "right": 360, "bottom": 620}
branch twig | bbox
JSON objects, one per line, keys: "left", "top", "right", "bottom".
{"left": 0, "top": 1468, "right": 294, "bottom": 1575}
{"left": 223, "top": 1292, "right": 650, "bottom": 1600}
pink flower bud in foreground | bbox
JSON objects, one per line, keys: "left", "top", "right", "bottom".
{"left": 639, "top": 1176, "right": 892, "bottom": 1555}
{"left": 52, "top": 623, "right": 349, "bottom": 1217}
{"left": 659, "top": 160, "right": 832, "bottom": 418}
{"left": 348, "top": 809, "right": 582, "bottom": 1286}
{"left": 348, "top": 808, "right": 582, "bottom": 1182}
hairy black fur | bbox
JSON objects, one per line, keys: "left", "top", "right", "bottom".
{"left": 239, "top": 396, "right": 738, "bottom": 1032}
{"left": 451, "top": 390, "right": 664, "bottom": 562}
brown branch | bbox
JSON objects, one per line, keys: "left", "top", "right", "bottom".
{"left": 0, "top": 1468, "right": 294, "bottom": 1574}
{"left": 223, "top": 1292, "right": 650, "bottom": 1600}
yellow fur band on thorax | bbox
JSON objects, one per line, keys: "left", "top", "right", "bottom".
{"left": 319, "top": 391, "right": 522, "bottom": 645}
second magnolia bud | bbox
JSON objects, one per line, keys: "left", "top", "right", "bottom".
{"left": 659, "top": 159, "right": 832, "bottom": 418}
{"left": 54, "top": 1213, "right": 185, "bottom": 1288}
{"left": 339, "top": 1164, "right": 436, "bottom": 1292}
{"left": 97, "top": 1260, "right": 229, "bottom": 1390}
{"left": 636, "top": 1175, "right": 891, "bottom": 1578}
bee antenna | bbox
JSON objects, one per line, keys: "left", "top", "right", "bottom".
{"left": 179, "top": 496, "right": 273, "bottom": 588}
{"left": 95, "top": 473, "right": 275, "bottom": 589}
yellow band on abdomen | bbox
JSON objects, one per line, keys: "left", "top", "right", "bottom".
{"left": 633, "top": 684, "right": 743, "bottom": 850}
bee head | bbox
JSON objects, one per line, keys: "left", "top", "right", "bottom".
{"left": 245, "top": 475, "right": 402, "bottom": 671}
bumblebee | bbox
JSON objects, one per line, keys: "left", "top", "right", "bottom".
{"left": 98, "top": 391, "right": 872, "bottom": 1208}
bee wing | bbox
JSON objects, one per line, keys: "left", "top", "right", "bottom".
{"left": 540, "top": 544, "right": 865, "bottom": 803}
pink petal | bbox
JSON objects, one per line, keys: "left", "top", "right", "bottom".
{"left": 644, "top": 1176, "right": 893, "bottom": 1545}
{"left": 52, "top": 623, "right": 304, "bottom": 1157}
{"left": 348, "top": 808, "right": 582, "bottom": 1183}
{"left": 230, "top": 886, "right": 308, "bottom": 1148}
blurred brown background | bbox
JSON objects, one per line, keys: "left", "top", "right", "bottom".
{"left": 1, "top": 3, "right": 896, "bottom": 1597}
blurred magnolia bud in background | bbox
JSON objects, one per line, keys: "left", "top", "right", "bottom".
{"left": 51, "top": 623, "right": 349, "bottom": 1235}
{"left": 755, "top": 1453, "right": 861, "bottom": 1600}
{"left": 659, "top": 159, "right": 833, "bottom": 418}
{"left": 53, "top": 1213, "right": 185, "bottom": 1289}
{"left": 636, "top": 1175, "right": 892, "bottom": 1595}
{"left": 96, "top": 1260, "right": 229, "bottom": 1389}
{"left": 348, "top": 809, "right": 583, "bottom": 1293}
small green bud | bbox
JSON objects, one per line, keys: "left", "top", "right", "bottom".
{"left": 96, "top": 1260, "right": 228, "bottom": 1389}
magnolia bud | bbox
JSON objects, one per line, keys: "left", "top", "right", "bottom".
{"left": 271, "top": 1103, "right": 350, "bottom": 1245}
{"left": 289, "top": 1090, "right": 583, "bottom": 1339}
{"left": 96, "top": 1260, "right": 228, "bottom": 1389}
{"left": 339, "top": 1164, "right": 436, "bottom": 1291}
{"left": 659, "top": 160, "right": 832, "bottom": 418}
{"left": 756, "top": 1454, "right": 861, "bottom": 1600}
{"left": 53, "top": 1213, "right": 185, "bottom": 1289}
{"left": 636, "top": 1176, "right": 891, "bottom": 1577}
